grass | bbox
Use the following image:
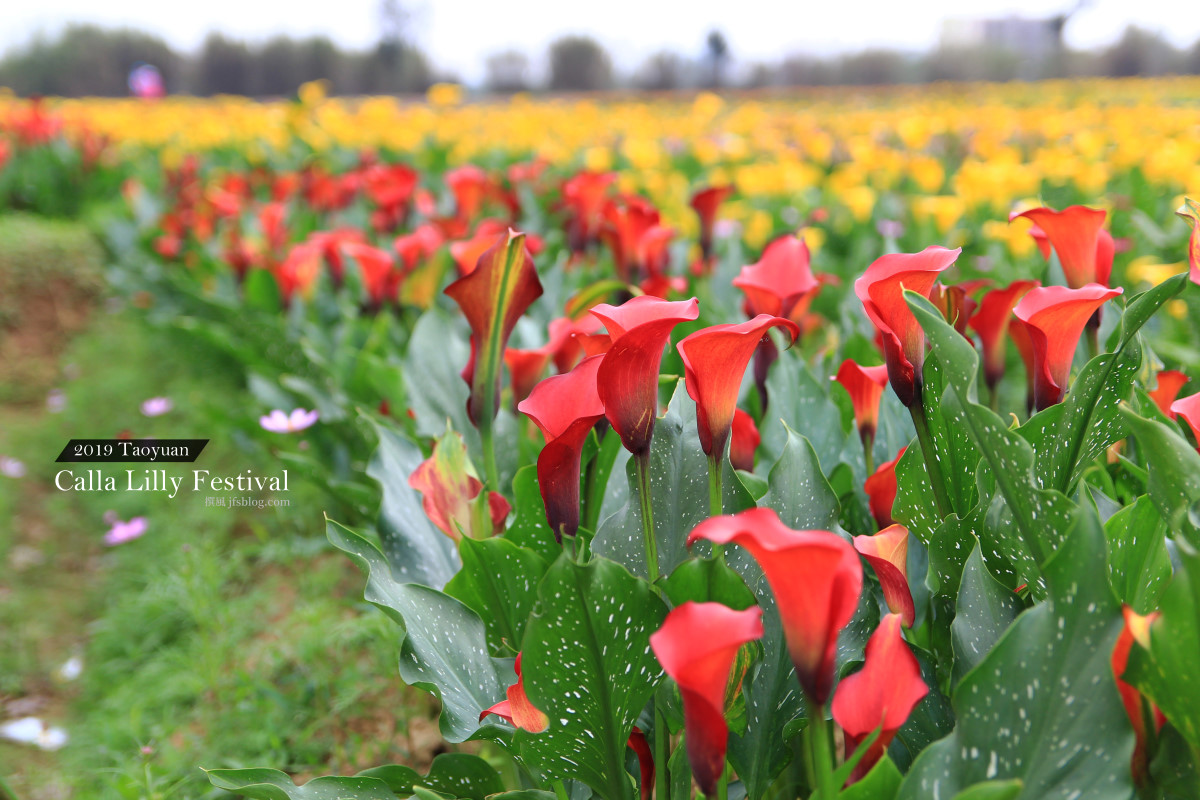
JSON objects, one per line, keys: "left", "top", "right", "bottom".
{"left": 0, "top": 217, "right": 437, "bottom": 799}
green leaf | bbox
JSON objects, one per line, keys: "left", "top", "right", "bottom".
{"left": 444, "top": 536, "right": 549, "bottom": 655}
{"left": 242, "top": 268, "right": 283, "bottom": 313}
{"left": 358, "top": 753, "right": 505, "bottom": 799}
{"left": 949, "top": 780, "right": 1023, "bottom": 800}
{"left": 515, "top": 556, "right": 667, "bottom": 800}
{"left": 327, "top": 519, "right": 507, "bottom": 744}
{"left": 758, "top": 423, "right": 840, "bottom": 530}
{"left": 906, "top": 292, "right": 1076, "bottom": 596}
{"left": 1124, "top": 542, "right": 1200, "bottom": 751}
{"left": 1117, "top": 405, "right": 1200, "bottom": 548}
{"left": 594, "top": 382, "right": 753, "bottom": 578}
{"left": 402, "top": 307, "right": 474, "bottom": 441}
{"left": 663, "top": 556, "right": 757, "bottom": 610}
{"left": 760, "top": 350, "right": 854, "bottom": 481}
{"left": 896, "top": 510, "right": 1134, "bottom": 800}
{"left": 1102, "top": 495, "right": 1172, "bottom": 614}
{"left": 366, "top": 421, "right": 460, "bottom": 589}
{"left": 1025, "top": 273, "right": 1186, "bottom": 493}
{"left": 504, "top": 465, "right": 563, "bottom": 564}
{"left": 920, "top": 353, "right": 981, "bottom": 516}
{"left": 205, "top": 769, "right": 396, "bottom": 800}
{"left": 839, "top": 756, "right": 901, "bottom": 800}
{"left": 951, "top": 543, "right": 1022, "bottom": 685}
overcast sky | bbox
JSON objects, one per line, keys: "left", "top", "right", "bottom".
{"left": 1, "top": 1, "right": 1195, "bottom": 83}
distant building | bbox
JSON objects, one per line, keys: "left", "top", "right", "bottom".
{"left": 940, "top": 16, "right": 1063, "bottom": 60}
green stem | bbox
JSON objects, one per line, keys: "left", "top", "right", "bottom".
{"left": 707, "top": 453, "right": 725, "bottom": 562}
{"left": 635, "top": 450, "right": 659, "bottom": 579}
{"left": 806, "top": 697, "right": 837, "bottom": 800}
{"left": 716, "top": 763, "right": 728, "bottom": 800}
{"left": 908, "top": 398, "right": 952, "bottom": 519}
{"left": 862, "top": 431, "right": 876, "bottom": 477}
{"left": 480, "top": 412, "right": 500, "bottom": 493}
{"left": 1086, "top": 320, "right": 1100, "bottom": 362}
{"left": 655, "top": 704, "right": 670, "bottom": 800}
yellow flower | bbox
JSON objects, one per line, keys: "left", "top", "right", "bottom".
{"left": 1126, "top": 256, "right": 1183, "bottom": 287}
{"left": 426, "top": 83, "right": 464, "bottom": 107}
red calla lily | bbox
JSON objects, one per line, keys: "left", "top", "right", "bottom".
{"left": 602, "top": 196, "right": 661, "bottom": 283}
{"left": 307, "top": 228, "right": 366, "bottom": 286}
{"left": 590, "top": 296, "right": 700, "bottom": 457}
{"left": 1008, "top": 318, "right": 1037, "bottom": 413}
{"left": 834, "top": 359, "right": 890, "bottom": 449}
{"left": 854, "top": 246, "right": 961, "bottom": 407}
{"left": 730, "top": 408, "right": 760, "bottom": 472}
{"left": 687, "top": 508, "right": 862, "bottom": 703}
{"left": 628, "top": 726, "right": 654, "bottom": 800}
{"left": 1178, "top": 199, "right": 1200, "bottom": 285}
{"left": 445, "top": 230, "right": 544, "bottom": 427}
{"left": 393, "top": 223, "right": 444, "bottom": 272}
{"left": 691, "top": 185, "right": 734, "bottom": 267}
{"left": 853, "top": 524, "right": 914, "bottom": 628}
{"left": 1170, "top": 391, "right": 1200, "bottom": 451}
{"left": 678, "top": 315, "right": 800, "bottom": 460}
{"left": 865, "top": 447, "right": 905, "bottom": 529}
{"left": 1149, "top": 370, "right": 1189, "bottom": 419}
{"left": 480, "top": 652, "right": 549, "bottom": 733}
{"left": 446, "top": 165, "right": 491, "bottom": 222}
{"left": 831, "top": 613, "right": 929, "bottom": 784}
{"left": 1013, "top": 284, "right": 1123, "bottom": 410}
{"left": 967, "top": 280, "right": 1040, "bottom": 391}
{"left": 650, "top": 602, "right": 764, "bottom": 795}
{"left": 517, "top": 355, "right": 606, "bottom": 540}
{"left": 562, "top": 170, "right": 617, "bottom": 252}
{"left": 408, "top": 426, "right": 510, "bottom": 541}
{"left": 732, "top": 235, "right": 822, "bottom": 325}
{"left": 273, "top": 243, "right": 322, "bottom": 305}
{"left": 341, "top": 241, "right": 398, "bottom": 307}
{"left": 1112, "top": 607, "right": 1165, "bottom": 786}
{"left": 929, "top": 282, "right": 977, "bottom": 338}
{"left": 450, "top": 220, "right": 510, "bottom": 276}
{"left": 1013, "top": 205, "right": 1111, "bottom": 289}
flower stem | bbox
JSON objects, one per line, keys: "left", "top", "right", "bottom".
{"left": 861, "top": 432, "right": 876, "bottom": 477}
{"left": 908, "top": 398, "right": 952, "bottom": 519}
{"left": 716, "top": 763, "right": 729, "bottom": 800}
{"left": 706, "top": 453, "right": 725, "bottom": 561}
{"left": 654, "top": 703, "right": 670, "bottom": 800}
{"left": 635, "top": 450, "right": 659, "bottom": 579}
{"left": 806, "top": 696, "right": 837, "bottom": 800}
{"left": 479, "top": 413, "right": 500, "bottom": 493}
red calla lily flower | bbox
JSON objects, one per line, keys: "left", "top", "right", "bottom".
{"left": 408, "top": 427, "right": 510, "bottom": 541}
{"left": 480, "top": 652, "right": 550, "bottom": 733}
{"left": 590, "top": 296, "right": 700, "bottom": 457}
{"left": 650, "top": 602, "right": 764, "bottom": 795}
{"left": 967, "top": 280, "right": 1040, "bottom": 391}
{"left": 505, "top": 316, "right": 601, "bottom": 407}
{"left": 730, "top": 408, "right": 760, "bottom": 472}
{"left": 678, "top": 315, "right": 800, "bottom": 461}
{"left": 446, "top": 165, "right": 491, "bottom": 222}
{"left": 929, "top": 282, "right": 977, "bottom": 338}
{"left": 602, "top": 196, "right": 662, "bottom": 283}
{"left": 562, "top": 170, "right": 617, "bottom": 252}
{"left": 852, "top": 524, "right": 914, "bottom": 628}
{"left": 518, "top": 355, "right": 606, "bottom": 540}
{"left": 831, "top": 613, "right": 928, "bottom": 784}
{"left": 1008, "top": 318, "right": 1037, "bottom": 413}
{"left": 732, "top": 235, "right": 822, "bottom": 325}
{"left": 1013, "top": 205, "right": 1112, "bottom": 289}
{"left": 1170, "top": 392, "right": 1200, "bottom": 451}
{"left": 865, "top": 447, "right": 905, "bottom": 529}
{"left": 341, "top": 242, "right": 398, "bottom": 308}
{"left": 1149, "top": 370, "right": 1189, "bottom": 419}
{"left": 450, "top": 220, "right": 510, "bottom": 276}
{"left": 273, "top": 243, "right": 322, "bottom": 305}
{"left": 445, "top": 230, "right": 544, "bottom": 427}
{"left": 834, "top": 359, "right": 890, "bottom": 449}
{"left": 1112, "top": 607, "right": 1165, "bottom": 786}
{"left": 306, "top": 228, "right": 365, "bottom": 286}
{"left": 691, "top": 185, "right": 734, "bottom": 267}
{"left": 393, "top": 223, "right": 444, "bottom": 273}
{"left": 1178, "top": 199, "right": 1200, "bottom": 285}
{"left": 854, "top": 246, "right": 961, "bottom": 407}
{"left": 628, "top": 726, "right": 654, "bottom": 800}
{"left": 1013, "top": 284, "right": 1123, "bottom": 410}
{"left": 687, "top": 508, "right": 862, "bottom": 703}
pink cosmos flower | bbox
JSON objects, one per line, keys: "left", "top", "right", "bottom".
{"left": 259, "top": 409, "right": 320, "bottom": 433}
{"left": 141, "top": 397, "right": 173, "bottom": 417}
{"left": 105, "top": 516, "right": 148, "bottom": 546}
{"left": 0, "top": 456, "right": 25, "bottom": 478}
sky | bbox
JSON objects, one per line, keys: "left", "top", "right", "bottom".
{"left": 0, "top": 0, "right": 1196, "bottom": 84}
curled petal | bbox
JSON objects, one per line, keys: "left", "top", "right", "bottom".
{"left": 1170, "top": 392, "right": 1200, "bottom": 451}
{"left": 864, "top": 447, "right": 905, "bottom": 530}
{"left": 967, "top": 280, "right": 1040, "bottom": 389}
{"left": 1113, "top": 607, "right": 1163, "bottom": 785}
{"left": 687, "top": 508, "right": 861, "bottom": 703}
{"left": 732, "top": 235, "right": 821, "bottom": 323}
{"left": 833, "top": 359, "right": 890, "bottom": 444}
{"left": 1014, "top": 205, "right": 1108, "bottom": 289}
{"left": 730, "top": 409, "right": 760, "bottom": 472}
{"left": 853, "top": 524, "right": 914, "bottom": 628}
{"left": 1149, "top": 371, "right": 1189, "bottom": 419}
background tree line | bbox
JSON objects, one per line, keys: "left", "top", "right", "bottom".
{"left": 2, "top": 23, "right": 1199, "bottom": 98}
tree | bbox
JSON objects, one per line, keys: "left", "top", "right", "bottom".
{"left": 636, "top": 51, "right": 685, "bottom": 91}
{"left": 705, "top": 30, "right": 729, "bottom": 88}
{"left": 485, "top": 50, "right": 530, "bottom": 93}
{"left": 548, "top": 36, "right": 613, "bottom": 92}
{"left": 196, "top": 33, "right": 254, "bottom": 96}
